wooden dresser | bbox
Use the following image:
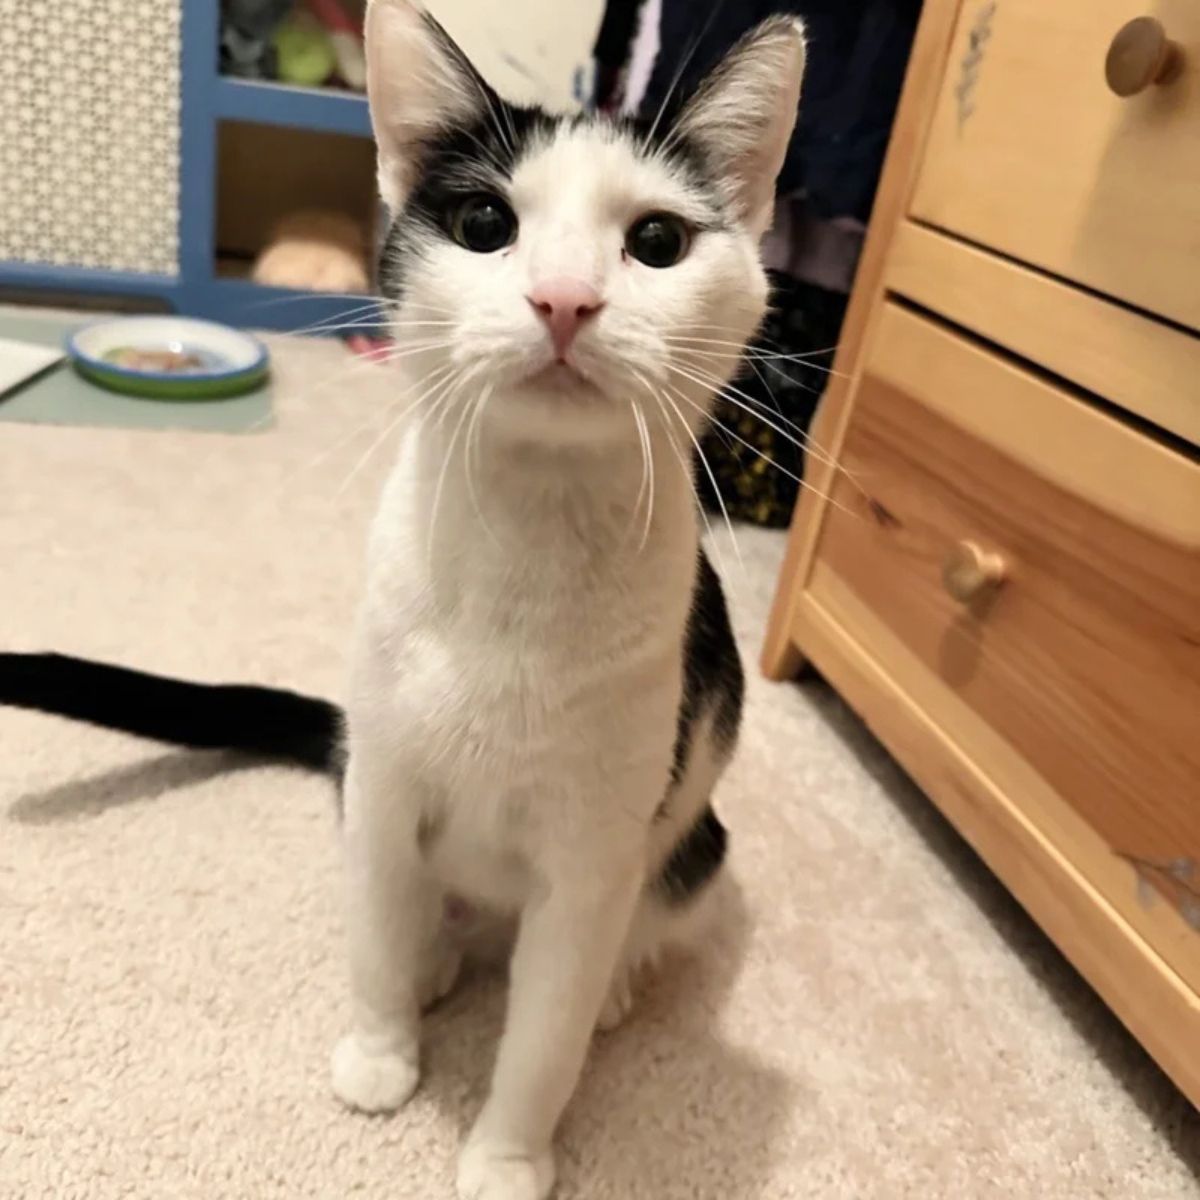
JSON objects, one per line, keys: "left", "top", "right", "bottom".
{"left": 763, "top": 0, "right": 1200, "bottom": 1104}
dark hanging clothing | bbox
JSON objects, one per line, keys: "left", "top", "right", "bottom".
{"left": 640, "top": 0, "right": 921, "bottom": 222}
{"left": 592, "top": 0, "right": 921, "bottom": 526}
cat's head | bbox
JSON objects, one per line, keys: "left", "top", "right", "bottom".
{"left": 366, "top": 0, "right": 805, "bottom": 448}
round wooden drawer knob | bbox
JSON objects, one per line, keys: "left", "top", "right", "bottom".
{"left": 1105, "top": 17, "right": 1181, "bottom": 97}
{"left": 943, "top": 541, "right": 1006, "bottom": 604}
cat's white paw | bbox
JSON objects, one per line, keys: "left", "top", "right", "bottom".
{"left": 330, "top": 1033, "right": 419, "bottom": 1113}
{"left": 456, "top": 1138, "right": 555, "bottom": 1200}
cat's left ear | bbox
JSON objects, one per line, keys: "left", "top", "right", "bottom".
{"left": 365, "top": 0, "right": 497, "bottom": 209}
{"left": 673, "top": 17, "right": 806, "bottom": 236}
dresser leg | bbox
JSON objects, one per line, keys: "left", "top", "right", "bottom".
{"left": 761, "top": 636, "right": 809, "bottom": 682}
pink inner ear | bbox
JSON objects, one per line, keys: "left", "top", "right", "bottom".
{"left": 366, "top": 0, "right": 487, "bottom": 210}
{"left": 671, "top": 17, "right": 806, "bottom": 231}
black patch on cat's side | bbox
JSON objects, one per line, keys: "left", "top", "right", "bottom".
{"left": 668, "top": 548, "right": 745, "bottom": 789}
{"left": 651, "top": 550, "right": 742, "bottom": 906}
{"left": 654, "top": 804, "right": 728, "bottom": 905}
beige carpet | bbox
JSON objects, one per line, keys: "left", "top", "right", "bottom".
{"left": 2, "top": 322, "right": 1197, "bottom": 1200}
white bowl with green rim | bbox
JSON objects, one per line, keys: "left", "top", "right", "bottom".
{"left": 67, "top": 316, "right": 269, "bottom": 399}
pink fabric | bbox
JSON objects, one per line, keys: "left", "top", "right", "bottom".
{"left": 762, "top": 200, "right": 865, "bottom": 294}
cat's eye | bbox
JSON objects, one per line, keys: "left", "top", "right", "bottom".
{"left": 625, "top": 213, "right": 691, "bottom": 268}
{"left": 450, "top": 194, "right": 517, "bottom": 253}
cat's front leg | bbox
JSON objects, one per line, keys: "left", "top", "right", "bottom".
{"left": 457, "top": 849, "right": 643, "bottom": 1200}
{"left": 331, "top": 748, "right": 447, "bottom": 1114}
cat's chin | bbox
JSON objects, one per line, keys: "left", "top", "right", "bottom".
{"left": 484, "top": 367, "right": 632, "bottom": 448}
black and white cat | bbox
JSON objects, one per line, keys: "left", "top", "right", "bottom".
{"left": 0, "top": 4, "right": 805, "bottom": 1196}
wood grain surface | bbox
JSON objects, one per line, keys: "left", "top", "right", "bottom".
{"left": 809, "top": 304, "right": 1200, "bottom": 987}
{"left": 911, "top": 0, "right": 1200, "bottom": 331}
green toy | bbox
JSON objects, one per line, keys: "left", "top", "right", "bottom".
{"left": 271, "top": 10, "right": 337, "bottom": 88}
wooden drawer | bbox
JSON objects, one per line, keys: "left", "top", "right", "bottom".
{"left": 885, "top": 221, "right": 1200, "bottom": 447}
{"left": 911, "top": 0, "right": 1200, "bottom": 331}
{"left": 807, "top": 303, "right": 1200, "bottom": 993}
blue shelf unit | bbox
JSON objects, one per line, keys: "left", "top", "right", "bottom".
{"left": 214, "top": 77, "right": 373, "bottom": 138}
{"left": 0, "top": 0, "right": 375, "bottom": 333}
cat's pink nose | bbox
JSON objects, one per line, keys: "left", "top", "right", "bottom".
{"left": 527, "top": 278, "right": 604, "bottom": 359}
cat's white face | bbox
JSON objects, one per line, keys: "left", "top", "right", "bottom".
{"left": 366, "top": 0, "right": 806, "bottom": 448}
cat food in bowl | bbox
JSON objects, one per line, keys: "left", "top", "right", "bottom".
{"left": 102, "top": 346, "right": 209, "bottom": 373}
{"left": 68, "top": 316, "right": 269, "bottom": 399}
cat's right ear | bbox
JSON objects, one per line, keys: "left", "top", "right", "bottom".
{"left": 365, "top": 0, "right": 494, "bottom": 210}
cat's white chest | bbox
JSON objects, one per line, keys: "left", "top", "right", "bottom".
{"left": 347, "top": 424, "right": 696, "bottom": 907}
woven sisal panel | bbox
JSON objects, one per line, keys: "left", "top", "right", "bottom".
{"left": 0, "top": 0, "right": 181, "bottom": 276}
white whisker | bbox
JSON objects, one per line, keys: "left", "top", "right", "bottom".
{"left": 426, "top": 367, "right": 482, "bottom": 571}
{"left": 633, "top": 371, "right": 732, "bottom": 579}
{"left": 664, "top": 336, "right": 846, "bottom": 378}
{"left": 630, "top": 400, "right": 656, "bottom": 553}
{"left": 334, "top": 364, "right": 458, "bottom": 497}
{"left": 243, "top": 290, "right": 381, "bottom": 311}
{"left": 666, "top": 361, "right": 868, "bottom": 497}
{"left": 644, "top": 373, "right": 743, "bottom": 567}
{"left": 664, "top": 381, "right": 863, "bottom": 522}
{"left": 690, "top": 354, "right": 862, "bottom": 488}
{"left": 641, "top": 0, "right": 726, "bottom": 155}
{"left": 464, "top": 380, "right": 503, "bottom": 548}
{"left": 275, "top": 306, "right": 392, "bottom": 341}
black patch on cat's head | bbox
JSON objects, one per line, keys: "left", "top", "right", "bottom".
{"left": 377, "top": 98, "right": 725, "bottom": 302}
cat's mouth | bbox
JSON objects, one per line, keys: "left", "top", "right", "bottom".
{"left": 525, "top": 359, "right": 594, "bottom": 392}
